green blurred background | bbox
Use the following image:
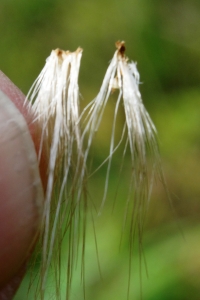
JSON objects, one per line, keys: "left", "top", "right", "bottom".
{"left": 1, "top": 0, "right": 200, "bottom": 299}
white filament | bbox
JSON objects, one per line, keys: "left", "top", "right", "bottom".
{"left": 26, "top": 42, "right": 161, "bottom": 299}
{"left": 81, "top": 42, "right": 158, "bottom": 212}
{"left": 27, "top": 48, "right": 84, "bottom": 297}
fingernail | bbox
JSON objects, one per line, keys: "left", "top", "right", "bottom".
{"left": 0, "top": 90, "right": 44, "bottom": 288}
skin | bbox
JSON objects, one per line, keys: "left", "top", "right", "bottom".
{"left": 0, "top": 71, "right": 47, "bottom": 299}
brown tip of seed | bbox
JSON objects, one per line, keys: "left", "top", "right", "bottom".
{"left": 115, "top": 41, "right": 126, "bottom": 57}
{"left": 54, "top": 48, "right": 63, "bottom": 57}
{"left": 53, "top": 47, "right": 83, "bottom": 58}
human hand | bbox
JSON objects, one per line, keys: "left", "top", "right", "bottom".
{"left": 0, "top": 71, "right": 45, "bottom": 299}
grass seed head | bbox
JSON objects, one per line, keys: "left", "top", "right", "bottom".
{"left": 26, "top": 42, "right": 163, "bottom": 300}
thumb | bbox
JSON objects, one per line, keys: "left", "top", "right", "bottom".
{"left": 0, "top": 72, "right": 44, "bottom": 299}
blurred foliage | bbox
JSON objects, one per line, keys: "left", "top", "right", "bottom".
{"left": 1, "top": 0, "right": 200, "bottom": 299}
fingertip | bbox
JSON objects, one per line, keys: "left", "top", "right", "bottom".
{"left": 0, "top": 87, "right": 43, "bottom": 292}
{"left": 0, "top": 71, "right": 48, "bottom": 191}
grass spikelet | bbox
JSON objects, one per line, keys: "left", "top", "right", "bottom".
{"left": 80, "top": 41, "right": 162, "bottom": 298}
{"left": 25, "top": 42, "right": 166, "bottom": 300}
{"left": 81, "top": 41, "right": 158, "bottom": 211}
{"left": 26, "top": 47, "right": 86, "bottom": 299}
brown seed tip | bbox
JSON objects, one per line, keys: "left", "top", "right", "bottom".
{"left": 115, "top": 41, "right": 126, "bottom": 56}
{"left": 54, "top": 48, "right": 63, "bottom": 57}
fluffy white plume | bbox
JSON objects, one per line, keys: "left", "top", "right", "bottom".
{"left": 26, "top": 48, "right": 85, "bottom": 298}
{"left": 81, "top": 41, "right": 159, "bottom": 212}
{"left": 26, "top": 42, "right": 162, "bottom": 299}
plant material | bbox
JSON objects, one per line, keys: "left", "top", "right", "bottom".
{"left": 80, "top": 41, "right": 161, "bottom": 297}
{"left": 26, "top": 42, "right": 163, "bottom": 299}
{"left": 26, "top": 47, "right": 86, "bottom": 299}
{"left": 82, "top": 40, "right": 159, "bottom": 212}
